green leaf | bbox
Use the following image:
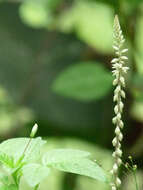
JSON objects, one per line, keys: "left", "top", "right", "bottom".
{"left": 58, "top": 1, "right": 114, "bottom": 53}
{"left": 22, "top": 163, "right": 50, "bottom": 187}
{"left": 44, "top": 157, "right": 107, "bottom": 182}
{"left": 52, "top": 62, "right": 112, "bottom": 101}
{"left": 0, "top": 137, "right": 46, "bottom": 163}
{"left": 42, "top": 149, "right": 90, "bottom": 165}
{"left": 42, "top": 149, "right": 107, "bottom": 182}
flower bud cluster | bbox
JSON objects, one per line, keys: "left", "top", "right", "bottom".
{"left": 110, "top": 15, "right": 129, "bottom": 190}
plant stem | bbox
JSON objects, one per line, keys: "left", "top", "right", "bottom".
{"left": 132, "top": 171, "right": 139, "bottom": 190}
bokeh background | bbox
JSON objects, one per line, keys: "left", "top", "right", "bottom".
{"left": 0, "top": 0, "right": 143, "bottom": 189}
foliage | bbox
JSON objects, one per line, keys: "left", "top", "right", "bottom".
{"left": 0, "top": 0, "right": 143, "bottom": 189}
{"left": 0, "top": 134, "right": 108, "bottom": 189}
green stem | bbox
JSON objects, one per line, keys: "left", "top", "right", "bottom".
{"left": 132, "top": 171, "right": 139, "bottom": 190}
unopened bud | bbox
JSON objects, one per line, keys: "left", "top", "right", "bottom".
{"left": 119, "top": 132, "right": 123, "bottom": 141}
{"left": 120, "top": 77, "right": 125, "bottom": 87}
{"left": 116, "top": 148, "right": 122, "bottom": 157}
{"left": 114, "top": 105, "right": 118, "bottom": 114}
{"left": 116, "top": 177, "right": 121, "bottom": 186}
{"left": 113, "top": 79, "right": 118, "bottom": 86}
{"left": 113, "top": 163, "right": 118, "bottom": 173}
{"left": 121, "top": 90, "right": 125, "bottom": 98}
{"left": 117, "top": 158, "right": 122, "bottom": 166}
{"left": 112, "top": 137, "right": 117, "bottom": 147}
{"left": 119, "top": 101, "right": 124, "bottom": 111}
{"left": 112, "top": 117, "right": 117, "bottom": 124}
{"left": 119, "top": 120, "right": 124, "bottom": 128}
{"left": 30, "top": 123, "right": 38, "bottom": 138}
{"left": 115, "top": 126, "right": 120, "bottom": 135}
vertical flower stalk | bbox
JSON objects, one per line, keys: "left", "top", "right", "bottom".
{"left": 110, "top": 15, "right": 129, "bottom": 190}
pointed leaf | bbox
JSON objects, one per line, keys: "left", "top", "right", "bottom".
{"left": 22, "top": 163, "right": 50, "bottom": 187}
{"left": 45, "top": 157, "right": 107, "bottom": 182}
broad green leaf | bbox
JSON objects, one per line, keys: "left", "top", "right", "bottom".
{"left": 42, "top": 148, "right": 107, "bottom": 182}
{"left": 0, "top": 137, "right": 46, "bottom": 163}
{"left": 44, "top": 157, "right": 107, "bottom": 182}
{"left": 22, "top": 163, "right": 50, "bottom": 187}
{"left": 42, "top": 149, "right": 90, "bottom": 165}
{"left": 52, "top": 62, "right": 112, "bottom": 101}
{"left": 58, "top": 1, "right": 114, "bottom": 53}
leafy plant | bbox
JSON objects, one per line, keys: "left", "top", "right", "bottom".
{"left": 0, "top": 124, "right": 108, "bottom": 189}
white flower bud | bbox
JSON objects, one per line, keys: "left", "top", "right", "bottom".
{"left": 113, "top": 79, "right": 118, "bottom": 86}
{"left": 117, "top": 142, "right": 121, "bottom": 148}
{"left": 121, "top": 56, "right": 128, "bottom": 60}
{"left": 113, "top": 45, "right": 119, "bottom": 51}
{"left": 113, "top": 94, "right": 118, "bottom": 102}
{"left": 121, "top": 49, "right": 128, "bottom": 53}
{"left": 111, "top": 58, "right": 119, "bottom": 63}
{"left": 113, "top": 163, "right": 118, "bottom": 173}
{"left": 115, "top": 126, "right": 120, "bottom": 135}
{"left": 116, "top": 148, "right": 122, "bottom": 157}
{"left": 117, "top": 113, "right": 121, "bottom": 120}
{"left": 117, "top": 158, "right": 122, "bottom": 165}
{"left": 30, "top": 123, "right": 38, "bottom": 138}
{"left": 119, "top": 120, "right": 124, "bottom": 128}
{"left": 112, "top": 137, "right": 117, "bottom": 147}
{"left": 121, "top": 39, "right": 125, "bottom": 43}
{"left": 121, "top": 90, "right": 125, "bottom": 98}
{"left": 112, "top": 117, "right": 117, "bottom": 124}
{"left": 119, "top": 133, "right": 123, "bottom": 141}
{"left": 120, "top": 77, "right": 125, "bottom": 87}
{"left": 116, "top": 177, "right": 121, "bottom": 186}
{"left": 115, "top": 86, "right": 121, "bottom": 94}
{"left": 122, "top": 66, "right": 129, "bottom": 73}
{"left": 114, "top": 105, "right": 118, "bottom": 114}
{"left": 112, "top": 152, "right": 116, "bottom": 158}
{"left": 119, "top": 101, "right": 124, "bottom": 111}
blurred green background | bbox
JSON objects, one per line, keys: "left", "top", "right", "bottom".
{"left": 0, "top": 0, "right": 143, "bottom": 189}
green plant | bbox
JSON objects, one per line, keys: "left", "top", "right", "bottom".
{"left": 0, "top": 14, "right": 140, "bottom": 190}
{"left": 0, "top": 124, "right": 108, "bottom": 189}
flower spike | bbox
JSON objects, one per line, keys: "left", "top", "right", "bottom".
{"left": 110, "top": 15, "right": 129, "bottom": 190}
